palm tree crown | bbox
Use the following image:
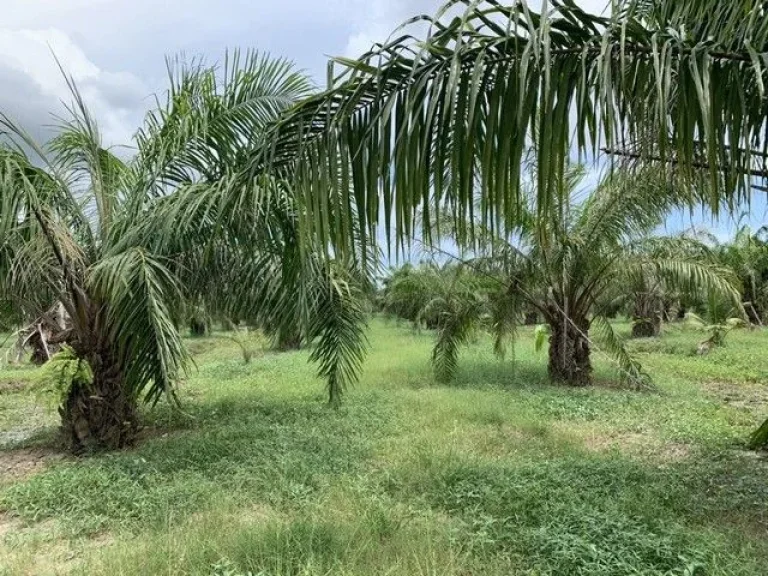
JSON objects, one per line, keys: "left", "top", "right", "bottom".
{"left": 0, "top": 52, "right": 332, "bottom": 449}
{"left": 413, "top": 167, "right": 741, "bottom": 385}
{"left": 248, "top": 0, "right": 768, "bottom": 262}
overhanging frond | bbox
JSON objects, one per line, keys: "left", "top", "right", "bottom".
{"left": 252, "top": 0, "right": 768, "bottom": 258}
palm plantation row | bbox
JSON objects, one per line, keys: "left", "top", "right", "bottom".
{"left": 2, "top": 0, "right": 768, "bottom": 454}
{"left": 378, "top": 168, "right": 757, "bottom": 385}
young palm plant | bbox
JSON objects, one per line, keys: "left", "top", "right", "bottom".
{"left": 382, "top": 263, "right": 496, "bottom": 380}
{"left": 0, "top": 52, "right": 363, "bottom": 449}
{"left": 0, "top": 96, "right": 189, "bottom": 450}
{"left": 430, "top": 167, "right": 741, "bottom": 386}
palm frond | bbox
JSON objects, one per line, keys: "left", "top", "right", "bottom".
{"left": 90, "top": 248, "right": 189, "bottom": 405}
{"left": 251, "top": 0, "right": 768, "bottom": 259}
{"left": 135, "top": 49, "right": 314, "bottom": 192}
{"left": 305, "top": 261, "right": 369, "bottom": 407}
{"left": 748, "top": 417, "right": 768, "bottom": 450}
{"left": 650, "top": 259, "right": 743, "bottom": 315}
{"left": 591, "top": 315, "right": 651, "bottom": 388}
{"left": 490, "top": 281, "right": 523, "bottom": 359}
{"left": 533, "top": 323, "right": 550, "bottom": 355}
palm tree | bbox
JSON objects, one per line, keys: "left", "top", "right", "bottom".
{"left": 249, "top": 0, "right": 768, "bottom": 262}
{"left": 247, "top": 0, "right": 768, "bottom": 445}
{"left": 382, "top": 262, "right": 496, "bottom": 380}
{"left": 130, "top": 53, "right": 372, "bottom": 405}
{"left": 429, "top": 167, "right": 741, "bottom": 386}
{"left": 618, "top": 234, "right": 720, "bottom": 338}
{"left": 0, "top": 105, "right": 188, "bottom": 451}
{"left": 715, "top": 226, "right": 768, "bottom": 324}
{"left": 0, "top": 52, "right": 363, "bottom": 450}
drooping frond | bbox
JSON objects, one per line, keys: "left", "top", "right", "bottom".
{"left": 429, "top": 295, "right": 484, "bottom": 383}
{"left": 90, "top": 248, "right": 189, "bottom": 405}
{"left": 304, "top": 260, "right": 369, "bottom": 407}
{"left": 252, "top": 0, "right": 768, "bottom": 259}
{"left": 575, "top": 169, "right": 687, "bottom": 246}
{"left": 489, "top": 280, "right": 524, "bottom": 360}
{"left": 649, "top": 259, "right": 744, "bottom": 315}
{"left": 48, "top": 125, "right": 129, "bottom": 241}
{"left": 748, "top": 417, "right": 768, "bottom": 450}
{"left": 591, "top": 316, "right": 650, "bottom": 388}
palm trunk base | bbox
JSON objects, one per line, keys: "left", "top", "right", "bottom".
{"left": 276, "top": 329, "right": 302, "bottom": 351}
{"left": 548, "top": 319, "right": 592, "bottom": 386}
{"left": 59, "top": 367, "right": 139, "bottom": 452}
{"left": 631, "top": 318, "right": 661, "bottom": 338}
{"left": 190, "top": 317, "right": 208, "bottom": 336}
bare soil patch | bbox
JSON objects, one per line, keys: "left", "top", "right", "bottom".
{"left": 0, "top": 380, "right": 28, "bottom": 395}
{"left": 0, "top": 447, "right": 66, "bottom": 482}
{"left": 703, "top": 381, "right": 768, "bottom": 413}
{"left": 564, "top": 424, "right": 692, "bottom": 462}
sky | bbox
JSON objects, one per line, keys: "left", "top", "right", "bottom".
{"left": 1, "top": 0, "right": 763, "bottom": 239}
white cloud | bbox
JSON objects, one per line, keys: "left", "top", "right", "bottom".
{"left": 342, "top": 0, "right": 439, "bottom": 58}
{"left": 342, "top": 0, "right": 613, "bottom": 59}
{"left": 0, "top": 27, "right": 150, "bottom": 147}
{"left": 0, "top": 0, "right": 617, "bottom": 150}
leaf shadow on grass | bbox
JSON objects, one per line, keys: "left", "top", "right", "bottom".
{"left": 0, "top": 395, "right": 395, "bottom": 535}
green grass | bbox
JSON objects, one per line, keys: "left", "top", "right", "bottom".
{"left": 1, "top": 319, "right": 767, "bottom": 575}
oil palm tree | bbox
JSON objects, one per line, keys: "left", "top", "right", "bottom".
{"left": 715, "top": 226, "right": 768, "bottom": 324}
{"left": 130, "top": 54, "right": 372, "bottom": 406}
{"left": 248, "top": 0, "right": 767, "bottom": 264}
{"left": 247, "top": 0, "right": 768, "bottom": 444}
{"left": 382, "top": 262, "right": 497, "bottom": 380}
{"left": 429, "top": 167, "right": 741, "bottom": 386}
{"left": 0, "top": 98, "right": 189, "bottom": 451}
{"left": 618, "top": 234, "right": 720, "bottom": 338}
{"left": 0, "top": 52, "right": 367, "bottom": 450}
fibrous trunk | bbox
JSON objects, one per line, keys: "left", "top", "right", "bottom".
{"left": 548, "top": 316, "right": 592, "bottom": 386}
{"left": 631, "top": 317, "right": 661, "bottom": 338}
{"left": 632, "top": 296, "right": 662, "bottom": 338}
{"left": 276, "top": 326, "right": 302, "bottom": 351}
{"left": 190, "top": 316, "right": 208, "bottom": 336}
{"left": 59, "top": 349, "right": 138, "bottom": 452}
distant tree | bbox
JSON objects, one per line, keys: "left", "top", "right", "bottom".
{"left": 615, "top": 234, "right": 722, "bottom": 338}
{"left": 715, "top": 226, "right": 768, "bottom": 324}
{"left": 428, "top": 167, "right": 740, "bottom": 386}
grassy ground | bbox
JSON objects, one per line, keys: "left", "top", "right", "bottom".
{"left": 1, "top": 319, "right": 767, "bottom": 575}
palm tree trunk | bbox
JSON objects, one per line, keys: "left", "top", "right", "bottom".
{"left": 548, "top": 316, "right": 592, "bottom": 386}
{"left": 631, "top": 317, "right": 661, "bottom": 338}
{"left": 59, "top": 348, "right": 139, "bottom": 452}
{"left": 276, "top": 326, "right": 302, "bottom": 351}
{"left": 631, "top": 296, "right": 662, "bottom": 338}
{"left": 189, "top": 316, "right": 208, "bottom": 336}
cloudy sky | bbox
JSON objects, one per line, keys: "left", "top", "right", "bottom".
{"left": 1, "top": 0, "right": 762, "bottom": 234}
{"left": 1, "top": 0, "right": 610, "bottom": 147}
